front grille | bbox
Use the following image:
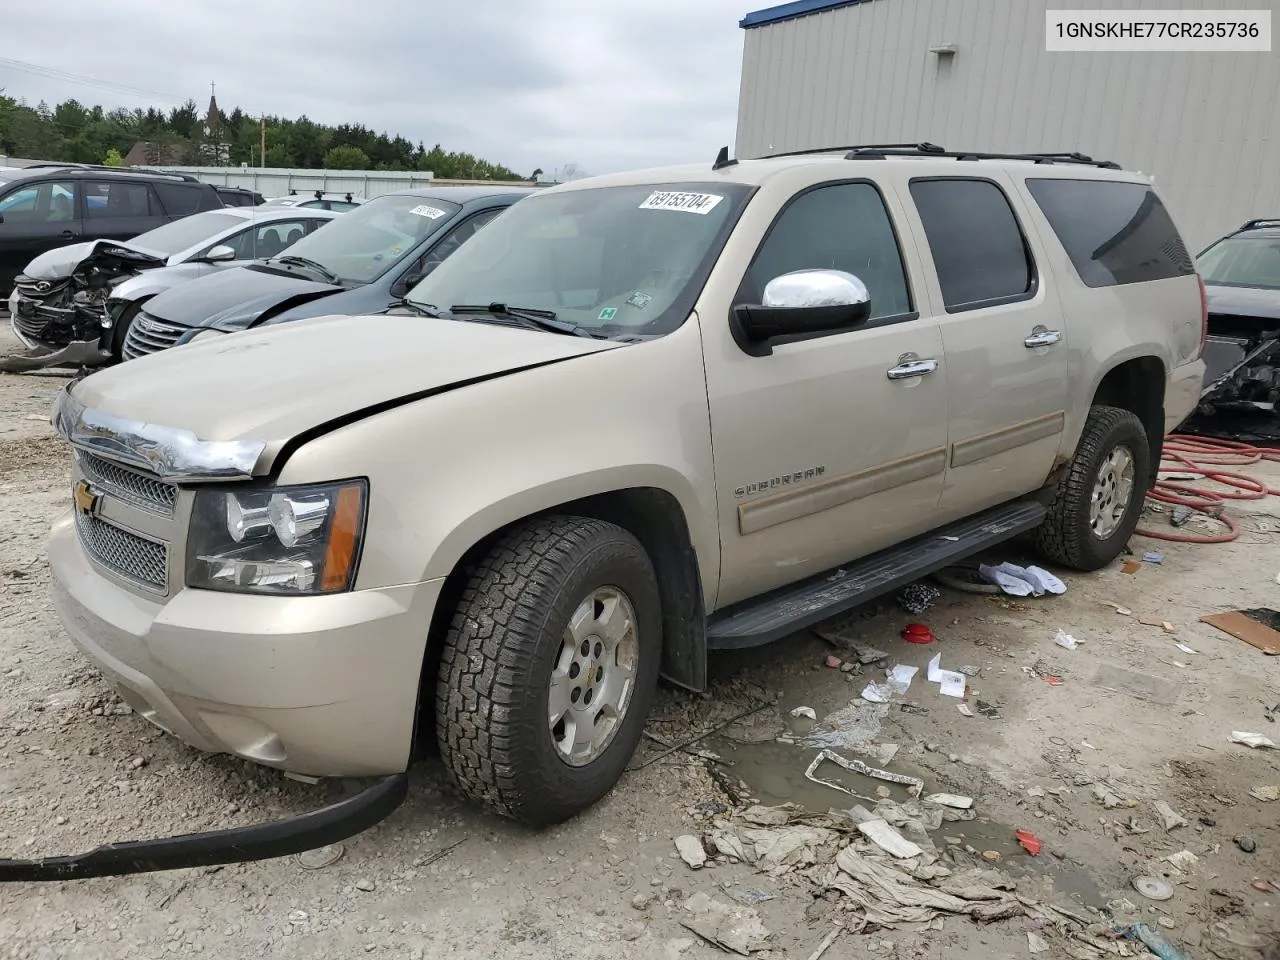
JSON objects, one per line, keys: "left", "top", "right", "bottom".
{"left": 77, "top": 451, "right": 178, "bottom": 517}
{"left": 122, "top": 311, "right": 190, "bottom": 360}
{"left": 74, "top": 510, "right": 168, "bottom": 591}
{"left": 13, "top": 275, "right": 70, "bottom": 298}
{"left": 11, "top": 275, "right": 73, "bottom": 340}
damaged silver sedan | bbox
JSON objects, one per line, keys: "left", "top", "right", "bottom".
{"left": 5, "top": 206, "right": 339, "bottom": 372}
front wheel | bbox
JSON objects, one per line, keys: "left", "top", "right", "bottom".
{"left": 1035, "top": 405, "right": 1151, "bottom": 571}
{"left": 435, "top": 516, "right": 661, "bottom": 826}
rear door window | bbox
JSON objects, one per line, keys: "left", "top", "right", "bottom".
{"left": 909, "top": 178, "right": 1035, "bottom": 311}
{"left": 85, "top": 181, "right": 155, "bottom": 219}
{"left": 153, "top": 182, "right": 206, "bottom": 217}
{"left": 1025, "top": 178, "right": 1193, "bottom": 287}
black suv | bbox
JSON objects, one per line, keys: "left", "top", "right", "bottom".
{"left": 0, "top": 165, "right": 225, "bottom": 297}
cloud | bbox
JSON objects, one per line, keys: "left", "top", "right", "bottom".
{"left": 0, "top": 0, "right": 752, "bottom": 175}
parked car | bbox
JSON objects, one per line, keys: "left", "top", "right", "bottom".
{"left": 120, "top": 186, "right": 532, "bottom": 360}
{"left": 214, "top": 186, "right": 266, "bottom": 207}
{"left": 263, "top": 191, "right": 365, "bottom": 211}
{"left": 0, "top": 166, "right": 226, "bottom": 298}
{"left": 1193, "top": 218, "right": 1280, "bottom": 418}
{"left": 31, "top": 146, "right": 1206, "bottom": 875}
{"left": 7, "top": 206, "right": 340, "bottom": 368}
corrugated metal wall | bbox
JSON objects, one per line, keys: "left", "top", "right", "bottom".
{"left": 736, "top": 0, "right": 1278, "bottom": 249}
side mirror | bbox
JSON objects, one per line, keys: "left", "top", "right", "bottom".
{"left": 730, "top": 269, "right": 872, "bottom": 356}
{"left": 390, "top": 261, "right": 439, "bottom": 298}
{"left": 203, "top": 244, "right": 236, "bottom": 263}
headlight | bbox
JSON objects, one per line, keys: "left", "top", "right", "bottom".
{"left": 103, "top": 297, "right": 130, "bottom": 329}
{"left": 186, "top": 479, "right": 367, "bottom": 595}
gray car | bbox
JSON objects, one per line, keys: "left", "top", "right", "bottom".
{"left": 8, "top": 206, "right": 340, "bottom": 366}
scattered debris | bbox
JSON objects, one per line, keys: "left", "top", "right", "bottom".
{"left": 1054, "top": 629, "right": 1081, "bottom": 650}
{"left": 982, "top": 850, "right": 1002, "bottom": 862}
{"left": 1251, "top": 878, "right": 1278, "bottom": 893}
{"left": 976, "top": 700, "right": 1001, "bottom": 718}
{"left": 901, "top": 623, "right": 935, "bottom": 645}
{"left": 898, "top": 703, "right": 928, "bottom": 715}
{"left": 924, "top": 794, "right": 973, "bottom": 810}
{"left": 1152, "top": 800, "right": 1189, "bottom": 831}
{"left": 1249, "top": 785, "right": 1278, "bottom": 802}
{"left": 1201, "top": 609, "right": 1280, "bottom": 655}
{"left": 957, "top": 665, "right": 981, "bottom": 677}
{"left": 1027, "top": 930, "right": 1050, "bottom": 954}
{"left": 861, "top": 683, "right": 892, "bottom": 704}
{"left": 1235, "top": 836, "right": 1256, "bottom": 854}
{"left": 1132, "top": 875, "right": 1174, "bottom": 901}
{"left": 1122, "top": 559, "right": 1142, "bottom": 574}
{"left": 825, "top": 654, "right": 844, "bottom": 669}
{"left": 886, "top": 664, "right": 918, "bottom": 694}
{"left": 1027, "top": 659, "right": 1065, "bottom": 685}
{"left": 675, "top": 835, "right": 708, "bottom": 869}
{"left": 1143, "top": 551, "right": 1165, "bottom": 564}
{"left": 1092, "top": 784, "right": 1130, "bottom": 809}
{"left": 1174, "top": 642, "right": 1197, "bottom": 655}
{"left": 1230, "top": 731, "right": 1276, "bottom": 749}
{"left": 787, "top": 706, "right": 818, "bottom": 738}
{"left": 1138, "top": 617, "right": 1178, "bottom": 633}
{"left": 1100, "top": 601, "right": 1134, "bottom": 616}
{"left": 857, "top": 818, "right": 924, "bottom": 860}
{"left": 927, "top": 653, "right": 967, "bottom": 698}
{"left": 957, "top": 703, "right": 975, "bottom": 717}
{"left": 1164, "top": 850, "right": 1199, "bottom": 873}
{"left": 296, "top": 843, "right": 345, "bottom": 870}
{"left": 1115, "top": 922, "right": 1190, "bottom": 960}
{"left": 898, "top": 583, "right": 941, "bottom": 615}
{"left": 354, "top": 878, "right": 376, "bottom": 893}
{"left": 1170, "top": 505, "right": 1194, "bottom": 526}
{"left": 1015, "top": 829, "right": 1042, "bottom": 856}
{"left": 804, "top": 750, "right": 924, "bottom": 800}
{"left": 680, "top": 892, "right": 772, "bottom": 955}
{"left": 803, "top": 924, "right": 845, "bottom": 960}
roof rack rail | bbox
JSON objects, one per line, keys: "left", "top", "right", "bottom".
{"left": 18, "top": 162, "right": 200, "bottom": 182}
{"left": 844, "top": 146, "right": 1121, "bottom": 169}
{"left": 1240, "top": 218, "right": 1280, "bottom": 231}
{"left": 759, "top": 142, "right": 946, "bottom": 160}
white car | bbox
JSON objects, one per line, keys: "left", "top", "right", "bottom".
{"left": 262, "top": 191, "right": 365, "bottom": 211}
{"left": 9, "top": 206, "right": 340, "bottom": 364}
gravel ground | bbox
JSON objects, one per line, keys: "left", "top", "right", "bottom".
{"left": 1, "top": 327, "right": 1277, "bottom": 959}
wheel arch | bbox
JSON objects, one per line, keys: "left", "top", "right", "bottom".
{"left": 411, "top": 484, "right": 709, "bottom": 760}
{"left": 1088, "top": 354, "right": 1167, "bottom": 481}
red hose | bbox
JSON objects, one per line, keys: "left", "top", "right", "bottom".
{"left": 1135, "top": 433, "right": 1280, "bottom": 543}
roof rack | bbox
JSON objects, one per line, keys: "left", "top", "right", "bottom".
{"left": 1240, "top": 218, "right": 1280, "bottom": 231}
{"left": 18, "top": 162, "right": 200, "bottom": 182}
{"left": 759, "top": 142, "right": 946, "bottom": 160}
{"left": 843, "top": 146, "right": 1121, "bottom": 168}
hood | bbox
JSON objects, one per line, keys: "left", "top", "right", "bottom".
{"left": 23, "top": 239, "right": 168, "bottom": 281}
{"left": 69, "top": 313, "right": 622, "bottom": 472}
{"left": 146, "top": 264, "right": 343, "bottom": 330}
{"left": 1205, "top": 283, "right": 1280, "bottom": 322}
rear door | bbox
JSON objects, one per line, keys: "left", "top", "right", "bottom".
{"left": 82, "top": 180, "right": 164, "bottom": 243}
{"left": 897, "top": 173, "right": 1069, "bottom": 516}
{"left": 0, "top": 178, "right": 82, "bottom": 288}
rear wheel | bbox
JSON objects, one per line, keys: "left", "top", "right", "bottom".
{"left": 435, "top": 516, "right": 661, "bottom": 826}
{"left": 1036, "top": 405, "right": 1150, "bottom": 570}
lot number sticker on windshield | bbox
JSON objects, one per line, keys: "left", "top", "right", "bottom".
{"left": 409, "top": 204, "right": 448, "bottom": 219}
{"left": 639, "top": 191, "right": 724, "bottom": 215}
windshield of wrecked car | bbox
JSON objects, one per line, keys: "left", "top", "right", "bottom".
{"left": 405, "top": 181, "right": 753, "bottom": 335}
{"left": 128, "top": 211, "right": 246, "bottom": 257}
{"left": 1197, "top": 236, "right": 1280, "bottom": 290}
{"left": 272, "top": 193, "right": 461, "bottom": 284}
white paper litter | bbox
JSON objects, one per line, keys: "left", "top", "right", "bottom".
{"left": 887, "top": 664, "right": 918, "bottom": 694}
{"left": 1054, "top": 629, "right": 1081, "bottom": 650}
{"left": 675, "top": 835, "right": 707, "bottom": 868}
{"left": 925, "top": 793, "right": 974, "bottom": 810}
{"left": 927, "top": 653, "right": 968, "bottom": 698}
{"left": 1230, "top": 731, "right": 1277, "bottom": 749}
{"left": 1175, "top": 643, "right": 1197, "bottom": 655}
{"left": 861, "top": 683, "right": 891, "bottom": 704}
{"left": 857, "top": 819, "right": 923, "bottom": 859}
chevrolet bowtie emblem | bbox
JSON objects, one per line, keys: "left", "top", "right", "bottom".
{"left": 73, "top": 480, "right": 101, "bottom": 516}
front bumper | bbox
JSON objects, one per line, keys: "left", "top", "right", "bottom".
{"left": 49, "top": 510, "right": 443, "bottom": 778}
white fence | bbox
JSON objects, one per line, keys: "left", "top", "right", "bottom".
{"left": 0, "top": 157, "right": 538, "bottom": 200}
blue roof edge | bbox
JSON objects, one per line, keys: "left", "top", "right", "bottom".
{"left": 739, "top": 0, "right": 871, "bottom": 29}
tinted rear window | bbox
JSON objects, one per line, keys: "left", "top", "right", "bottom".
{"left": 909, "top": 178, "right": 1034, "bottom": 310}
{"left": 1026, "top": 179, "right": 1193, "bottom": 287}
{"left": 153, "top": 182, "right": 207, "bottom": 217}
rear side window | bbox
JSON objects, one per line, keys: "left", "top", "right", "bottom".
{"left": 1025, "top": 178, "right": 1193, "bottom": 287}
{"left": 909, "top": 178, "right": 1034, "bottom": 311}
{"left": 85, "top": 182, "right": 154, "bottom": 219}
{"left": 153, "top": 182, "right": 206, "bottom": 217}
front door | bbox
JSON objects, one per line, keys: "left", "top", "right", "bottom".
{"left": 0, "top": 179, "right": 82, "bottom": 291}
{"left": 897, "top": 173, "right": 1069, "bottom": 515}
{"left": 701, "top": 179, "right": 950, "bottom": 607}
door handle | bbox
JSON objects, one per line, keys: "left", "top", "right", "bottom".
{"left": 886, "top": 358, "right": 939, "bottom": 380}
{"left": 58, "top": 230, "right": 75, "bottom": 239}
{"left": 1024, "top": 326, "right": 1062, "bottom": 348}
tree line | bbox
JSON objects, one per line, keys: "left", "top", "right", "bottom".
{"left": 0, "top": 92, "right": 531, "bottom": 180}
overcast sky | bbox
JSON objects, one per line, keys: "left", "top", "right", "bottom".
{"left": 0, "top": 0, "right": 758, "bottom": 176}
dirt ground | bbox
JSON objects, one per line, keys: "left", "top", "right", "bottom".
{"left": 1, "top": 324, "right": 1277, "bottom": 960}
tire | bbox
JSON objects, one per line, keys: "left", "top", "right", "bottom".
{"left": 1035, "top": 405, "right": 1151, "bottom": 571}
{"left": 435, "top": 516, "right": 661, "bottom": 826}
{"left": 108, "top": 301, "right": 145, "bottom": 362}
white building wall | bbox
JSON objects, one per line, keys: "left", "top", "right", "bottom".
{"left": 735, "top": 0, "right": 1278, "bottom": 249}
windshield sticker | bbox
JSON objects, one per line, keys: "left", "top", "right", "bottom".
{"left": 409, "top": 204, "right": 448, "bottom": 219}
{"left": 639, "top": 191, "right": 724, "bottom": 215}
{"left": 598, "top": 307, "right": 618, "bottom": 321}
{"left": 625, "top": 291, "right": 653, "bottom": 310}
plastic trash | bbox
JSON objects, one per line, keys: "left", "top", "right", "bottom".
{"left": 1132, "top": 875, "right": 1174, "bottom": 900}
{"left": 979, "top": 563, "right": 1033, "bottom": 596}
{"left": 1015, "top": 829, "right": 1043, "bottom": 855}
{"left": 1143, "top": 551, "right": 1165, "bottom": 564}
{"left": 1115, "top": 922, "right": 1190, "bottom": 960}
{"left": 901, "top": 623, "right": 935, "bottom": 644}
{"left": 1053, "top": 629, "right": 1081, "bottom": 650}
{"left": 1230, "top": 731, "right": 1277, "bottom": 749}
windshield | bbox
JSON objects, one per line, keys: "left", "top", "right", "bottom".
{"left": 405, "top": 181, "right": 753, "bottom": 336}
{"left": 1198, "top": 236, "right": 1280, "bottom": 290}
{"left": 128, "top": 211, "right": 246, "bottom": 256}
{"left": 272, "top": 193, "right": 460, "bottom": 284}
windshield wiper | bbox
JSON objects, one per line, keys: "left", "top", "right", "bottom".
{"left": 450, "top": 302, "right": 597, "bottom": 338}
{"left": 272, "top": 255, "right": 340, "bottom": 285}
{"left": 393, "top": 299, "right": 448, "bottom": 319}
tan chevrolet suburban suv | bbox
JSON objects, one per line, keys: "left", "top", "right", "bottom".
{"left": 45, "top": 145, "right": 1207, "bottom": 830}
